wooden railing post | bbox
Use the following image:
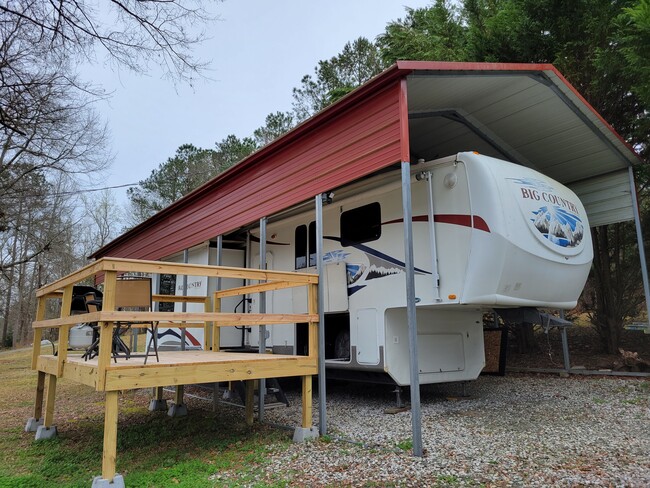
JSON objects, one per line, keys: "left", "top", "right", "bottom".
{"left": 56, "top": 285, "right": 74, "bottom": 377}
{"left": 301, "top": 283, "right": 318, "bottom": 430}
{"left": 97, "top": 271, "right": 117, "bottom": 391}
{"left": 212, "top": 293, "right": 221, "bottom": 352}
{"left": 308, "top": 283, "right": 319, "bottom": 358}
{"left": 203, "top": 296, "right": 212, "bottom": 351}
{"left": 31, "top": 297, "right": 47, "bottom": 370}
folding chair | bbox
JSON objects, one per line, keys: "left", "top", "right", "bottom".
{"left": 81, "top": 278, "right": 159, "bottom": 364}
{"left": 113, "top": 277, "right": 159, "bottom": 364}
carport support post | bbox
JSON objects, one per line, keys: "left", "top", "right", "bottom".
{"left": 401, "top": 161, "right": 423, "bottom": 457}
{"left": 258, "top": 217, "right": 267, "bottom": 422}
{"left": 629, "top": 167, "right": 650, "bottom": 333}
{"left": 315, "top": 193, "right": 327, "bottom": 435}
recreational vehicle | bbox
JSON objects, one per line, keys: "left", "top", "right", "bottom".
{"left": 156, "top": 151, "right": 593, "bottom": 386}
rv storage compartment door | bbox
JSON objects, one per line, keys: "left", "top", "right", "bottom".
{"left": 356, "top": 308, "right": 379, "bottom": 365}
{"left": 417, "top": 333, "right": 464, "bottom": 373}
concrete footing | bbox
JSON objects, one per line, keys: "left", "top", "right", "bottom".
{"left": 34, "top": 425, "right": 57, "bottom": 440}
{"left": 25, "top": 417, "right": 43, "bottom": 432}
{"left": 167, "top": 403, "right": 188, "bottom": 417}
{"left": 292, "top": 426, "right": 319, "bottom": 442}
{"left": 91, "top": 474, "right": 125, "bottom": 488}
{"left": 148, "top": 399, "right": 168, "bottom": 412}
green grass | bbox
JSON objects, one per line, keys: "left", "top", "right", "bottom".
{"left": 0, "top": 348, "right": 294, "bottom": 487}
{"left": 396, "top": 438, "right": 413, "bottom": 452}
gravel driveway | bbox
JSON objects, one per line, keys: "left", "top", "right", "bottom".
{"left": 238, "top": 374, "right": 650, "bottom": 487}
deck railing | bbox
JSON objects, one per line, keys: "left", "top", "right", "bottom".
{"left": 32, "top": 257, "right": 319, "bottom": 390}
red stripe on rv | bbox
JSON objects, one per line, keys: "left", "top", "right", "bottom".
{"left": 384, "top": 214, "right": 491, "bottom": 233}
{"left": 185, "top": 330, "right": 201, "bottom": 347}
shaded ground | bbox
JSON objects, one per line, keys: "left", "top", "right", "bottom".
{"left": 506, "top": 324, "right": 650, "bottom": 371}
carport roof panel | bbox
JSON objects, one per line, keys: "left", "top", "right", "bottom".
{"left": 403, "top": 61, "right": 639, "bottom": 184}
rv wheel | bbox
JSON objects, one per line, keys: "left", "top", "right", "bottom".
{"left": 334, "top": 330, "right": 350, "bottom": 360}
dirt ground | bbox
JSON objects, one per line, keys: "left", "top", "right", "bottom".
{"left": 506, "top": 324, "right": 650, "bottom": 371}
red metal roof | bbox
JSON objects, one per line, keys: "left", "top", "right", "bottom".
{"left": 93, "top": 77, "right": 406, "bottom": 260}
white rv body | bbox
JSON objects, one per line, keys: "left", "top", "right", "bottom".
{"left": 157, "top": 152, "right": 593, "bottom": 386}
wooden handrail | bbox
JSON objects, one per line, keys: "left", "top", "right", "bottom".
{"left": 215, "top": 280, "right": 302, "bottom": 299}
{"left": 37, "top": 257, "right": 317, "bottom": 297}
{"left": 151, "top": 294, "right": 207, "bottom": 304}
{"left": 33, "top": 312, "right": 318, "bottom": 329}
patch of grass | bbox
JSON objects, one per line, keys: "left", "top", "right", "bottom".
{"left": 396, "top": 438, "right": 412, "bottom": 451}
{"left": 437, "top": 474, "right": 460, "bottom": 485}
{"left": 0, "top": 348, "right": 294, "bottom": 487}
{"left": 592, "top": 397, "right": 606, "bottom": 404}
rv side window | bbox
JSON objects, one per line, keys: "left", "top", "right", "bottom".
{"left": 340, "top": 202, "right": 381, "bottom": 246}
{"left": 158, "top": 274, "right": 176, "bottom": 312}
{"left": 308, "top": 221, "right": 317, "bottom": 267}
{"left": 295, "top": 225, "right": 307, "bottom": 269}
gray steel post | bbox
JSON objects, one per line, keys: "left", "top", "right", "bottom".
{"left": 401, "top": 161, "right": 423, "bottom": 457}
{"left": 180, "top": 249, "right": 189, "bottom": 351}
{"left": 315, "top": 194, "right": 327, "bottom": 435}
{"left": 258, "top": 217, "right": 267, "bottom": 422}
{"left": 214, "top": 235, "right": 223, "bottom": 351}
{"left": 559, "top": 309, "right": 571, "bottom": 372}
{"left": 216, "top": 235, "right": 223, "bottom": 290}
{"left": 213, "top": 235, "right": 224, "bottom": 407}
{"left": 628, "top": 167, "right": 650, "bottom": 333}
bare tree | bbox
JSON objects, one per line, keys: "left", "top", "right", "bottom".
{"left": 0, "top": 1, "right": 217, "bottom": 347}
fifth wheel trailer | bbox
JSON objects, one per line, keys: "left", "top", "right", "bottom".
{"left": 154, "top": 151, "right": 593, "bottom": 386}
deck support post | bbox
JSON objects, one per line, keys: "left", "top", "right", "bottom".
{"left": 168, "top": 385, "right": 187, "bottom": 417}
{"left": 401, "top": 161, "right": 423, "bottom": 457}
{"left": 92, "top": 390, "right": 125, "bottom": 488}
{"left": 293, "top": 375, "right": 317, "bottom": 442}
{"left": 25, "top": 371, "right": 45, "bottom": 432}
{"left": 148, "top": 387, "right": 167, "bottom": 411}
{"left": 35, "top": 373, "right": 57, "bottom": 440}
{"left": 245, "top": 380, "right": 254, "bottom": 426}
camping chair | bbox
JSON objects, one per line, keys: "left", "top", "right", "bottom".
{"left": 81, "top": 291, "right": 102, "bottom": 360}
{"left": 81, "top": 289, "right": 132, "bottom": 362}
{"left": 113, "top": 277, "right": 159, "bottom": 364}
{"left": 81, "top": 278, "right": 159, "bottom": 364}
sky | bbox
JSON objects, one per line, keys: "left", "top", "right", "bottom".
{"left": 85, "top": 0, "right": 431, "bottom": 204}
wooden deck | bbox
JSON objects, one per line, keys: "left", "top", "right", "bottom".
{"left": 36, "top": 351, "right": 318, "bottom": 391}
{"left": 26, "top": 257, "right": 319, "bottom": 485}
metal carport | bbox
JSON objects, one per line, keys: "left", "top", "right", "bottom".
{"left": 90, "top": 61, "right": 645, "bottom": 457}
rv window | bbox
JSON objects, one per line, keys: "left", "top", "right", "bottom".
{"left": 309, "top": 221, "right": 317, "bottom": 267}
{"left": 295, "top": 225, "right": 307, "bottom": 269}
{"left": 158, "top": 274, "right": 176, "bottom": 312}
{"left": 340, "top": 202, "right": 381, "bottom": 246}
